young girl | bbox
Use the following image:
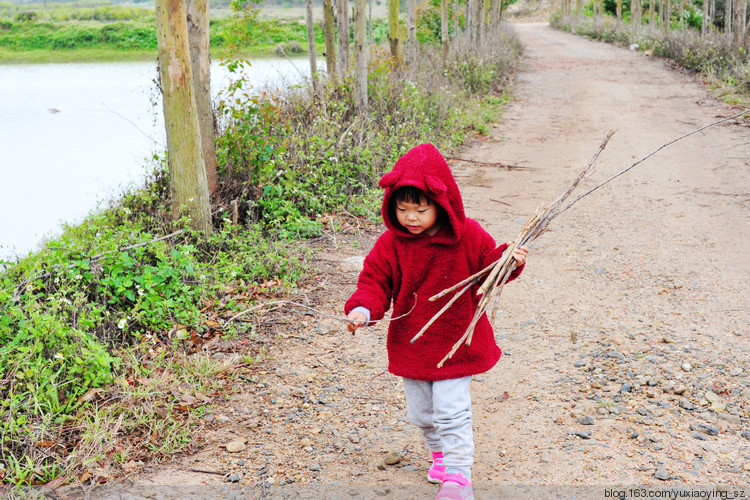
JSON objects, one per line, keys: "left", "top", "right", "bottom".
{"left": 344, "top": 143, "right": 528, "bottom": 500}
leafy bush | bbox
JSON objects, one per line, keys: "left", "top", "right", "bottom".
{"left": 0, "top": 159, "right": 305, "bottom": 484}
{"left": 213, "top": 25, "right": 521, "bottom": 238}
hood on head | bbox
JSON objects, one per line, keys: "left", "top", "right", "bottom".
{"left": 379, "top": 143, "right": 465, "bottom": 244}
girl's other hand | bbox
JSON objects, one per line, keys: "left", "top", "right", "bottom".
{"left": 512, "top": 245, "right": 529, "bottom": 266}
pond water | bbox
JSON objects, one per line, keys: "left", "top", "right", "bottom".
{"left": 0, "top": 58, "right": 317, "bottom": 260}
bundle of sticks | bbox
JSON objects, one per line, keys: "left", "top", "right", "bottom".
{"left": 411, "top": 109, "right": 749, "bottom": 368}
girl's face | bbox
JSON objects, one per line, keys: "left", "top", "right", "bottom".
{"left": 395, "top": 199, "right": 440, "bottom": 236}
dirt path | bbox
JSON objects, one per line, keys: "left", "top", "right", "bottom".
{"left": 75, "top": 22, "right": 749, "bottom": 499}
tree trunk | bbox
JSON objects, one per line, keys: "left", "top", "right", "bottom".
{"left": 305, "top": 0, "right": 319, "bottom": 96}
{"left": 441, "top": 0, "right": 449, "bottom": 51}
{"left": 732, "top": 0, "right": 746, "bottom": 45}
{"left": 649, "top": 0, "right": 655, "bottom": 24}
{"left": 474, "top": 0, "right": 482, "bottom": 42}
{"left": 617, "top": 0, "right": 622, "bottom": 19}
{"left": 702, "top": 0, "right": 708, "bottom": 34}
{"left": 354, "top": 0, "right": 368, "bottom": 111}
{"left": 323, "top": 0, "right": 337, "bottom": 80}
{"left": 725, "top": 0, "right": 732, "bottom": 36}
{"left": 454, "top": 0, "right": 459, "bottom": 35}
{"left": 338, "top": 0, "right": 350, "bottom": 72}
{"left": 388, "top": 0, "right": 404, "bottom": 64}
{"left": 156, "top": 0, "right": 212, "bottom": 235}
{"left": 466, "top": 0, "right": 474, "bottom": 42}
{"left": 368, "top": 0, "right": 373, "bottom": 45}
{"left": 631, "top": 0, "right": 641, "bottom": 25}
{"left": 185, "top": 0, "right": 217, "bottom": 195}
{"left": 407, "top": 0, "right": 416, "bottom": 67}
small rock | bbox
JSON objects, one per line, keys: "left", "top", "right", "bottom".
{"left": 620, "top": 384, "right": 632, "bottom": 393}
{"left": 710, "top": 402, "right": 727, "bottom": 412}
{"left": 681, "top": 363, "right": 692, "bottom": 372}
{"left": 693, "top": 432, "right": 708, "bottom": 441}
{"left": 741, "top": 431, "right": 750, "bottom": 440}
{"left": 225, "top": 441, "right": 247, "bottom": 453}
{"left": 655, "top": 467, "right": 670, "bottom": 480}
{"left": 673, "top": 386, "right": 689, "bottom": 395}
{"left": 226, "top": 473, "right": 241, "bottom": 483}
{"left": 574, "top": 360, "right": 587, "bottom": 368}
{"left": 342, "top": 256, "right": 366, "bottom": 272}
{"left": 300, "top": 438, "right": 314, "bottom": 448}
{"left": 402, "top": 465, "right": 419, "bottom": 472}
{"left": 704, "top": 391, "right": 720, "bottom": 404}
{"left": 377, "top": 464, "right": 386, "bottom": 471}
{"left": 697, "top": 424, "right": 719, "bottom": 436}
{"left": 237, "top": 460, "right": 245, "bottom": 466}
{"left": 308, "top": 463, "right": 321, "bottom": 472}
{"left": 679, "top": 398, "right": 697, "bottom": 411}
{"left": 579, "top": 416, "right": 596, "bottom": 426}
{"left": 574, "top": 430, "right": 592, "bottom": 440}
{"left": 384, "top": 452, "right": 401, "bottom": 465}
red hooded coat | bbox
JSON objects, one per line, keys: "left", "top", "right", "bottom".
{"left": 345, "top": 143, "right": 524, "bottom": 381}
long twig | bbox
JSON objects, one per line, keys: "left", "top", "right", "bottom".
{"left": 223, "top": 296, "right": 417, "bottom": 327}
{"left": 89, "top": 230, "right": 185, "bottom": 263}
{"left": 426, "top": 109, "right": 750, "bottom": 368}
{"left": 445, "top": 156, "right": 531, "bottom": 170}
{"left": 410, "top": 282, "right": 473, "bottom": 344}
{"left": 557, "top": 108, "right": 750, "bottom": 217}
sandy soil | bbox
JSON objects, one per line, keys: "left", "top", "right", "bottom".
{"left": 57, "top": 22, "right": 750, "bottom": 499}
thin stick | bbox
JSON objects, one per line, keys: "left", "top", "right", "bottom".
{"left": 223, "top": 296, "right": 417, "bottom": 327}
{"left": 558, "top": 109, "right": 750, "bottom": 217}
{"left": 411, "top": 282, "right": 473, "bottom": 344}
{"left": 445, "top": 156, "right": 531, "bottom": 170}
{"left": 90, "top": 230, "right": 185, "bottom": 262}
{"left": 429, "top": 260, "right": 496, "bottom": 301}
{"left": 188, "top": 468, "right": 225, "bottom": 476}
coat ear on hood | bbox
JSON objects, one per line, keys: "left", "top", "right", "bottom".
{"left": 380, "top": 143, "right": 466, "bottom": 244}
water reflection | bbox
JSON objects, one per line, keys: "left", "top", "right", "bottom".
{"left": 0, "top": 58, "right": 316, "bottom": 260}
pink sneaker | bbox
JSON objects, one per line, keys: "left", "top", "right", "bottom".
{"left": 435, "top": 472, "right": 473, "bottom": 500}
{"left": 427, "top": 452, "right": 445, "bottom": 484}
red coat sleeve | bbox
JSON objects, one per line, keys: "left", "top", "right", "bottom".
{"left": 344, "top": 233, "right": 395, "bottom": 322}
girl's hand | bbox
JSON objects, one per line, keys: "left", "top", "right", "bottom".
{"left": 511, "top": 245, "right": 529, "bottom": 266}
{"left": 346, "top": 311, "right": 367, "bottom": 333}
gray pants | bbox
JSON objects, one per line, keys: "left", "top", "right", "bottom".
{"left": 402, "top": 376, "right": 473, "bottom": 479}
